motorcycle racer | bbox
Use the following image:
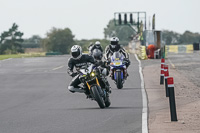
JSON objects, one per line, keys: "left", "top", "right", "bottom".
{"left": 67, "top": 45, "right": 95, "bottom": 93}
{"left": 105, "top": 37, "right": 131, "bottom": 78}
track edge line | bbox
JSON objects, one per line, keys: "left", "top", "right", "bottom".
{"left": 134, "top": 54, "right": 148, "bottom": 133}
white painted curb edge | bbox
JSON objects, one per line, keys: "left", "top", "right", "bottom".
{"left": 134, "top": 54, "right": 148, "bottom": 133}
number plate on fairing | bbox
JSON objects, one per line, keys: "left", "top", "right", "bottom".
{"left": 115, "top": 62, "right": 121, "bottom": 65}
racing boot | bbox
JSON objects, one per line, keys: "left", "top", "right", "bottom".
{"left": 109, "top": 70, "right": 114, "bottom": 80}
{"left": 68, "top": 86, "right": 85, "bottom": 93}
{"left": 105, "top": 80, "right": 111, "bottom": 93}
{"left": 104, "top": 91, "right": 111, "bottom": 107}
{"left": 124, "top": 68, "right": 129, "bottom": 79}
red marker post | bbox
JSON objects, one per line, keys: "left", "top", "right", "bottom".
{"left": 160, "top": 58, "right": 165, "bottom": 85}
{"left": 167, "top": 77, "right": 178, "bottom": 121}
{"left": 164, "top": 65, "right": 169, "bottom": 97}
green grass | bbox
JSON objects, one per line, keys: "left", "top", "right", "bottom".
{"left": 0, "top": 53, "right": 46, "bottom": 60}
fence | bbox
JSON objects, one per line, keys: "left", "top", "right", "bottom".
{"left": 166, "top": 44, "right": 193, "bottom": 53}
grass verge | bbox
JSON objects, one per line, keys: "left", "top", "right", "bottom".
{"left": 0, "top": 53, "right": 46, "bottom": 60}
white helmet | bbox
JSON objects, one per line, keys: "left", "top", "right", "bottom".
{"left": 71, "top": 45, "right": 82, "bottom": 59}
{"left": 110, "top": 37, "right": 119, "bottom": 48}
{"left": 95, "top": 41, "right": 101, "bottom": 48}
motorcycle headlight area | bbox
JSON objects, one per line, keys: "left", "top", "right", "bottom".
{"left": 90, "top": 72, "right": 95, "bottom": 77}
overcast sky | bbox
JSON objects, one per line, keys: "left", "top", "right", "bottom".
{"left": 0, "top": 0, "right": 200, "bottom": 40}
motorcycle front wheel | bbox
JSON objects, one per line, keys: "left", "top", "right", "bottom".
{"left": 116, "top": 71, "right": 123, "bottom": 89}
{"left": 91, "top": 85, "right": 105, "bottom": 109}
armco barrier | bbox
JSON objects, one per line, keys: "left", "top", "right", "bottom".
{"left": 186, "top": 45, "right": 194, "bottom": 53}
{"left": 178, "top": 45, "right": 186, "bottom": 53}
{"left": 167, "top": 45, "right": 178, "bottom": 53}
{"left": 166, "top": 44, "right": 193, "bottom": 53}
{"left": 45, "top": 52, "right": 62, "bottom": 56}
{"left": 136, "top": 44, "right": 193, "bottom": 59}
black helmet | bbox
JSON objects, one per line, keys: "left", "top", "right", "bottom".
{"left": 93, "top": 49, "right": 103, "bottom": 60}
{"left": 71, "top": 45, "right": 82, "bottom": 59}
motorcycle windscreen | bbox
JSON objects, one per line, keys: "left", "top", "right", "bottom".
{"left": 113, "top": 52, "right": 121, "bottom": 59}
{"left": 112, "top": 52, "right": 123, "bottom": 66}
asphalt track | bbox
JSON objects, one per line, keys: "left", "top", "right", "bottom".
{"left": 0, "top": 54, "right": 142, "bottom": 133}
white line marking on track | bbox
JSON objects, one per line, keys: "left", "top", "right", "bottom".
{"left": 134, "top": 54, "right": 148, "bottom": 133}
{"left": 52, "top": 65, "right": 64, "bottom": 71}
{"left": 168, "top": 59, "right": 175, "bottom": 68}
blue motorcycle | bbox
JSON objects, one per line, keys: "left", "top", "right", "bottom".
{"left": 109, "top": 52, "right": 127, "bottom": 89}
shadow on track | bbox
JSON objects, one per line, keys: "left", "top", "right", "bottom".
{"left": 68, "top": 106, "right": 142, "bottom": 111}
{"left": 112, "top": 87, "right": 141, "bottom": 90}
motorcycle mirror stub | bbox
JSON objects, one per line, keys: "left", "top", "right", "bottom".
{"left": 102, "top": 68, "right": 108, "bottom": 76}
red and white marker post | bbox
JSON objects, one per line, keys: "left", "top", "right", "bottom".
{"left": 164, "top": 65, "right": 169, "bottom": 97}
{"left": 160, "top": 58, "right": 165, "bottom": 85}
{"left": 167, "top": 77, "right": 178, "bottom": 121}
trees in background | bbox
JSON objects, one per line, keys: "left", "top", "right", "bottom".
{"left": 41, "top": 27, "right": 76, "bottom": 54}
{"left": 162, "top": 30, "right": 200, "bottom": 45}
{"left": 104, "top": 19, "right": 136, "bottom": 46}
{"left": 41, "top": 27, "right": 109, "bottom": 54}
{"left": 162, "top": 30, "right": 180, "bottom": 45}
{"left": 179, "top": 31, "right": 200, "bottom": 44}
{"left": 0, "top": 23, "right": 24, "bottom": 54}
{"left": 22, "top": 35, "right": 42, "bottom": 48}
{"left": 2, "top": 22, "right": 200, "bottom": 55}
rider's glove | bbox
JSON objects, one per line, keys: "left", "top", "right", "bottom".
{"left": 70, "top": 72, "right": 77, "bottom": 77}
{"left": 105, "top": 59, "right": 111, "bottom": 66}
{"left": 71, "top": 73, "right": 77, "bottom": 77}
{"left": 123, "top": 58, "right": 130, "bottom": 66}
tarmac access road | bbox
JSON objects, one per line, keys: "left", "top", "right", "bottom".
{"left": 0, "top": 54, "right": 143, "bottom": 133}
{"left": 141, "top": 51, "right": 200, "bottom": 133}
{"left": 166, "top": 51, "right": 200, "bottom": 87}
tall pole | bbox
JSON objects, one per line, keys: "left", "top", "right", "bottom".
{"left": 145, "top": 12, "right": 146, "bottom": 30}
{"left": 137, "top": 12, "right": 140, "bottom": 33}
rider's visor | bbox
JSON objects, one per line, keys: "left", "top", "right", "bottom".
{"left": 111, "top": 41, "right": 118, "bottom": 45}
{"left": 72, "top": 50, "right": 80, "bottom": 58}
